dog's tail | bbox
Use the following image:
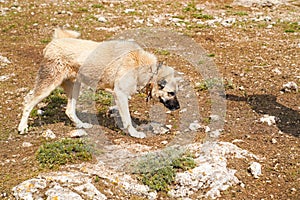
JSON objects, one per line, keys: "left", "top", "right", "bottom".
{"left": 53, "top": 28, "right": 81, "bottom": 39}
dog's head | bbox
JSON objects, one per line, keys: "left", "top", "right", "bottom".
{"left": 151, "top": 65, "right": 180, "bottom": 111}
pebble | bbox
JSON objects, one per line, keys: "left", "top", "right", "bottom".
{"left": 249, "top": 162, "right": 262, "bottom": 178}
{"left": 260, "top": 114, "right": 276, "bottom": 126}
{"left": 69, "top": 129, "right": 88, "bottom": 138}
{"left": 161, "top": 140, "right": 168, "bottom": 145}
{"left": 189, "top": 121, "right": 202, "bottom": 131}
{"left": 221, "top": 18, "right": 236, "bottom": 27}
{"left": 37, "top": 109, "right": 44, "bottom": 115}
{"left": 22, "top": 142, "right": 33, "bottom": 147}
{"left": 282, "top": 81, "right": 298, "bottom": 92}
{"left": 165, "top": 124, "right": 172, "bottom": 129}
{"left": 179, "top": 108, "right": 187, "bottom": 113}
{"left": 95, "top": 16, "right": 107, "bottom": 23}
{"left": 42, "top": 129, "right": 56, "bottom": 139}
{"left": 124, "top": 8, "right": 135, "bottom": 14}
{"left": 272, "top": 68, "right": 282, "bottom": 75}
{"left": 209, "top": 114, "right": 220, "bottom": 121}
{"left": 0, "top": 55, "right": 11, "bottom": 67}
{"left": 271, "top": 138, "right": 277, "bottom": 144}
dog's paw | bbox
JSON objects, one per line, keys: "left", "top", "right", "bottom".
{"left": 18, "top": 125, "right": 28, "bottom": 135}
{"left": 130, "top": 131, "right": 146, "bottom": 138}
{"left": 76, "top": 123, "right": 93, "bottom": 129}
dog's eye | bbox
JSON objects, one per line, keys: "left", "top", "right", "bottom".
{"left": 168, "top": 92, "right": 175, "bottom": 96}
{"left": 158, "top": 79, "right": 167, "bottom": 90}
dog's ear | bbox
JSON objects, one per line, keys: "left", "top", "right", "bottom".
{"left": 157, "top": 79, "right": 167, "bottom": 90}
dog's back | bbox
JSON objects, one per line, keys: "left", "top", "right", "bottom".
{"left": 53, "top": 28, "right": 81, "bottom": 39}
{"left": 43, "top": 29, "right": 100, "bottom": 67}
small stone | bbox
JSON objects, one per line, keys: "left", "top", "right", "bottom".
{"left": 0, "top": 55, "right": 11, "bottom": 66}
{"left": 238, "top": 86, "right": 245, "bottom": 91}
{"left": 240, "top": 182, "right": 245, "bottom": 188}
{"left": 42, "top": 129, "right": 56, "bottom": 139}
{"left": 205, "top": 126, "right": 211, "bottom": 133}
{"left": 165, "top": 124, "right": 172, "bottom": 129}
{"left": 221, "top": 17, "right": 236, "bottom": 27}
{"left": 272, "top": 68, "right": 282, "bottom": 75}
{"left": 179, "top": 108, "right": 187, "bottom": 113}
{"left": 124, "top": 8, "right": 135, "bottom": 13}
{"left": 37, "top": 109, "right": 44, "bottom": 115}
{"left": 69, "top": 129, "right": 88, "bottom": 138}
{"left": 266, "top": 24, "right": 273, "bottom": 29}
{"left": 189, "top": 122, "right": 201, "bottom": 131}
{"left": 282, "top": 81, "right": 298, "bottom": 92}
{"left": 232, "top": 139, "right": 244, "bottom": 143}
{"left": 209, "top": 114, "right": 220, "bottom": 121}
{"left": 271, "top": 138, "right": 277, "bottom": 144}
{"left": 248, "top": 162, "right": 262, "bottom": 178}
{"left": 22, "top": 142, "right": 33, "bottom": 147}
{"left": 260, "top": 114, "right": 276, "bottom": 126}
{"left": 97, "top": 16, "right": 107, "bottom": 23}
{"left": 161, "top": 140, "right": 168, "bottom": 145}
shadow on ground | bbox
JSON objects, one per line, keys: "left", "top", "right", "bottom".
{"left": 226, "top": 94, "right": 300, "bottom": 137}
{"left": 32, "top": 100, "right": 149, "bottom": 134}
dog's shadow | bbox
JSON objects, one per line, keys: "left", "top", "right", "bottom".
{"left": 226, "top": 94, "right": 300, "bottom": 137}
{"left": 32, "top": 99, "right": 149, "bottom": 133}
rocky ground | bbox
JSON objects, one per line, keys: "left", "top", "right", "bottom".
{"left": 0, "top": 0, "right": 299, "bottom": 199}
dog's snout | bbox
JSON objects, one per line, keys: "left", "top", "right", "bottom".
{"left": 161, "top": 96, "right": 180, "bottom": 111}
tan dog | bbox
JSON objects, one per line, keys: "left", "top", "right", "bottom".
{"left": 18, "top": 28, "right": 180, "bottom": 138}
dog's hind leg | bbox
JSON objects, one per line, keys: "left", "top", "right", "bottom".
{"left": 61, "top": 80, "right": 92, "bottom": 129}
{"left": 18, "top": 62, "right": 65, "bottom": 134}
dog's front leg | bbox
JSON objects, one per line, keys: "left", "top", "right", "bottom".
{"left": 114, "top": 87, "right": 146, "bottom": 138}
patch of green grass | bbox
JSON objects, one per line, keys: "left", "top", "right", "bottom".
{"left": 141, "top": 166, "right": 175, "bottom": 192}
{"left": 40, "top": 38, "right": 51, "bottom": 44}
{"left": 79, "top": 90, "right": 113, "bottom": 113}
{"left": 77, "top": 7, "right": 88, "bottom": 13}
{"left": 155, "top": 49, "right": 171, "bottom": 56}
{"left": 134, "top": 149, "right": 196, "bottom": 192}
{"left": 224, "top": 79, "right": 235, "bottom": 90}
{"left": 43, "top": 88, "right": 67, "bottom": 116}
{"left": 202, "top": 117, "right": 210, "bottom": 124}
{"left": 207, "top": 53, "right": 215, "bottom": 57}
{"left": 92, "top": 4, "right": 104, "bottom": 9}
{"left": 183, "top": 2, "right": 197, "bottom": 12}
{"left": 192, "top": 13, "right": 214, "bottom": 20}
{"left": 224, "top": 5, "right": 233, "bottom": 9}
{"left": 279, "top": 21, "right": 299, "bottom": 33}
{"left": 36, "top": 138, "right": 93, "bottom": 169}
{"left": 30, "top": 108, "right": 38, "bottom": 118}
{"left": 285, "top": 29, "right": 295, "bottom": 33}
{"left": 234, "top": 11, "right": 248, "bottom": 16}
{"left": 94, "top": 90, "right": 113, "bottom": 106}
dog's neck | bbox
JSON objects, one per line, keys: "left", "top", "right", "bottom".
{"left": 137, "top": 63, "right": 162, "bottom": 101}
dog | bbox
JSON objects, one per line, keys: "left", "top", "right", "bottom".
{"left": 18, "top": 28, "right": 180, "bottom": 138}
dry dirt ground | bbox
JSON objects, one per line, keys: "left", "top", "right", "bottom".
{"left": 0, "top": 0, "right": 299, "bottom": 199}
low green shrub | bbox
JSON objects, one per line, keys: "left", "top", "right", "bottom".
{"left": 36, "top": 138, "right": 92, "bottom": 169}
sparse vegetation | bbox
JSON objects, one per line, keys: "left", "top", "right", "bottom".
{"left": 195, "top": 78, "right": 224, "bottom": 91}
{"left": 0, "top": 0, "right": 299, "bottom": 199}
{"left": 36, "top": 138, "right": 92, "bottom": 169}
{"left": 134, "top": 149, "right": 196, "bottom": 192}
{"left": 234, "top": 11, "right": 248, "bottom": 16}
{"left": 193, "top": 13, "right": 214, "bottom": 20}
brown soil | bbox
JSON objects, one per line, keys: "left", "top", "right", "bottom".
{"left": 0, "top": 0, "right": 299, "bottom": 199}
